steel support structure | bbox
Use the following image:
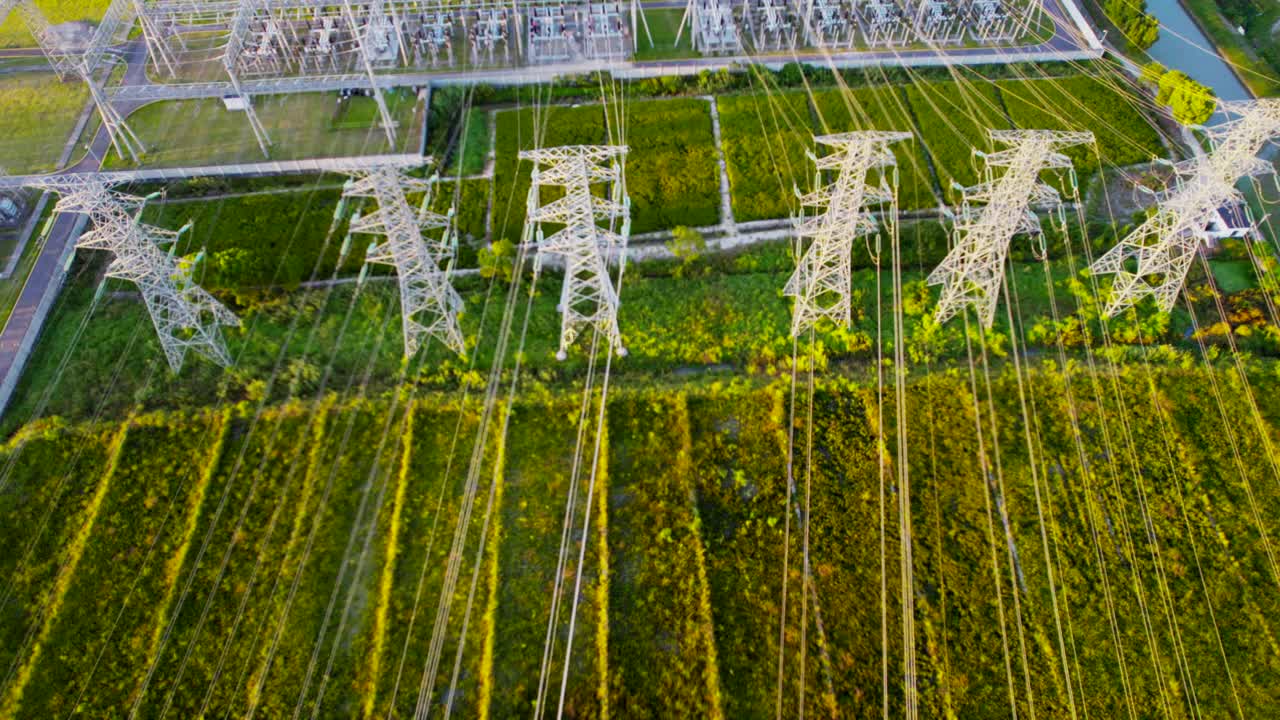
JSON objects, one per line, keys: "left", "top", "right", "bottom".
{"left": 786, "top": 130, "right": 909, "bottom": 336}
{"left": 929, "top": 129, "right": 1093, "bottom": 328}
{"left": 1092, "top": 99, "right": 1280, "bottom": 315}
{"left": 9, "top": 0, "right": 146, "bottom": 164}
{"left": 341, "top": 163, "right": 466, "bottom": 356}
{"left": 522, "top": 144, "right": 631, "bottom": 359}
{"left": 25, "top": 176, "right": 239, "bottom": 371}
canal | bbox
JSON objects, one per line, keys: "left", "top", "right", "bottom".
{"left": 1145, "top": 0, "right": 1252, "bottom": 103}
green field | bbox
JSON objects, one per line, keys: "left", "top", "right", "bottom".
{"left": 717, "top": 90, "right": 813, "bottom": 222}
{"left": 997, "top": 75, "right": 1168, "bottom": 175}
{"left": 0, "top": 0, "right": 111, "bottom": 48}
{"left": 632, "top": 7, "right": 699, "bottom": 61}
{"left": 105, "top": 90, "right": 424, "bottom": 169}
{"left": 0, "top": 72, "right": 86, "bottom": 174}
{"left": 1, "top": 366, "right": 1279, "bottom": 716}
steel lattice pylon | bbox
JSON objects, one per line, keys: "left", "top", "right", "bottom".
{"left": 521, "top": 144, "right": 630, "bottom": 359}
{"left": 929, "top": 129, "right": 1092, "bottom": 328}
{"left": 785, "top": 130, "right": 910, "bottom": 336}
{"left": 342, "top": 164, "right": 466, "bottom": 357}
{"left": 1092, "top": 99, "right": 1280, "bottom": 316}
{"left": 27, "top": 176, "right": 240, "bottom": 371}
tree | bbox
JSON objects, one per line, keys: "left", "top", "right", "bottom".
{"left": 666, "top": 225, "right": 706, "bottom": 277}
{"left": 478, "top": 238, "right": 516, "bottom": 282}
{"left": 1157, "top": 71, "right": 1217, "bottom": 125}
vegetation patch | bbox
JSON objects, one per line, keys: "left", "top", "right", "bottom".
{"left": 904, "top": 79, "right": 1011, "bottom": 204}
{"left": 606, "top": 393, "right": 723, "bottom": 717}
{"left": 625, "top": 98, "right": 722, "bottom": 233}
{"left": 8, "top": 412, "right": 225, "bottom": 718}
{"left": 129, "top": 405, "right": 322, "bottom": 718}
{"left": 0, "top": 73, "right": 86, "bottom": 174}
{"left": 717, "top": 90, "right": 813, "bottom": 222}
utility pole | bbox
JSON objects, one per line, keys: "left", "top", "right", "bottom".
{"left": 341, "top": 165, "right": 466, "bottom": 357}
{"left": 1092, "top": 99, "right": 1280, "bottom": 315}
{"left": 521, "top": 144, "right": 631, "bottom": 360}
{"left": 929, "top": 129, "right": 1093, "bottom": 328}
{"left": 27, "top": 176, "right": 240, "bottom": 371}
{"left": 786, "top": 130, "right": 910, "bottom": 336}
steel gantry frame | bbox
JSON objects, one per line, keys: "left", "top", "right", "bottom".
{"left": 4, "top": 0, "right": 146, "bottom": 163}
{"left": 521, "top": 144, "right": 631, "bottom": 359}
{"left": 341, "top": 162, "right": 467, "bottom": 357}
{"left": 1092, "top": 99, "right": 1280, "bottom": 316}
{"left": 929, "top": 128, "right": 1093, "bottom": 328}
{"left": 24, "top": 176, "right": 240, "bottom": 370}
{"left": 786, "top": 130, "right": 909, "bottom": 336}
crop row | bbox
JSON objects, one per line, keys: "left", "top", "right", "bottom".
{"left": 4, "top": 364, "right": 1277, "bottom": 715}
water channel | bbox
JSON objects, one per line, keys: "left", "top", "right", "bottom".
{"left": 1144, "top": 0, "right": 1252, "bottom": 103}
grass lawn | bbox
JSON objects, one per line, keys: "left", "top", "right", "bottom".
{"left": 633, "top": 8, "right": 698, "bottom": 61}
{"left": 105, "top": 89, "right": 424, "bottom": 169}
{"left": 625, "top": 98, "right": 721, "bottom": 233}
{"left": 443, "top": 106, "right": 489, "bottom": 177}
{"left": 0, "top": 0, "right": 111, "bottom": 48}
{"left": 0, "top": 72, "right": 86, "bottom": 174}
{"left": 1210, "top": 258, "right": 1257, "bottom": 293}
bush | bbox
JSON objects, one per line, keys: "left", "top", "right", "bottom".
{"left": 1104, "top": 0, "right": 1160, "bottom": 50}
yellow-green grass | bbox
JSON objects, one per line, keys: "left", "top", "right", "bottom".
{"left": 104, "top": 89, "right": 424, "bottom": 169}
{"left": 0, "top": 1, "right": 111, "bottom": 48}
{"left": 0, "top": 72, "right": 87, "bottom": 174}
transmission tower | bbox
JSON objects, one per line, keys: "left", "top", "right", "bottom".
{"left": 27, "top": 176, "right": 239, "bottom": 371}
{"left": 521, "top": 144, "right": 631, "bottom": 360}
{"left": 341, "top": 165, "right": 466, "bottom": 357}
{"left": 929, "top": 129, "right": 1093, "bottom": 328}
{"left": 7, "top": 0, "right": 145, "bottom": 164}
{"left": 1092, "top": 99, "right": 1280, "bottom": 315}
{"left": 785, "top": 130, "right": 910, "bottom": 336}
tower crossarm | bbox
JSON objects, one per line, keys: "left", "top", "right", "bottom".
{"left": 1093, "top": 99, "right": 1280, "bottom": 316}
{"left": 342, "top": 164, "right": 465, "bottom": 356}
{"left": 786, "top": 130, "right": 910, "bottom": 336}
{"left": 929, "top": 129, "right": 1093, "bottom": 328}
